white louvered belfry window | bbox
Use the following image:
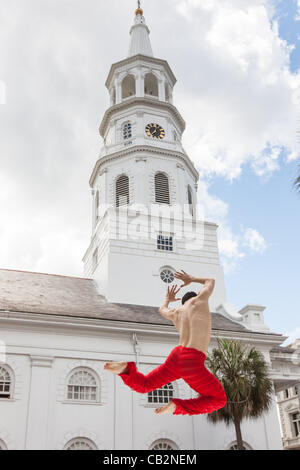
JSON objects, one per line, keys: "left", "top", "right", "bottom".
{"left": 155, "top": 173, "right": 170, "bottom": 204}
{"left": 157, "top": 235, "right": 173, "bottom": 251}
{"left": 148, "top": 383, "right": 174, "bottom": 404}
{"left": 0, "top": 367, "right": 11, "bottom": 399}
{"left": 116, "top": 175, "right": 130, "bottom": 207}
{"left": 123, "top": 122, "right": 132, "bottom": 140}
{"left": 64, "top": 438, "right": 97, "bottom": 450}
{"left": 150, "top": 439, "right": 178, "bottom": 451}
{"left": 67, "top": 368, "right": 98, "bottom": 402}
{"left": 187, "top": 185, "right": 193, "bottom": 216}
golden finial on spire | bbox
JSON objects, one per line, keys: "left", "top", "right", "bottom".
{"left": 135, "top": 0, "right": 143, "bottom": 16}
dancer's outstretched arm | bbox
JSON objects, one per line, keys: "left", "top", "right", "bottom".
{"left": 175, "top": 270, "right": 215, "bottom": 299}
{"left": 158, "top": 285, "right": 181, "bottom": 320}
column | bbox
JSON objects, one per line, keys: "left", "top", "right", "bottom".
{"left": 136, "top": 69, "right": 143, "bottom": 97}
{"left": 25, "top": 356, "right": 53, "bottom": 450}
{"left": 116, "top": 78, "right": 122, "bottom": 104}
{"left": 158, "top": 79, "right": 165, "bottom": 102}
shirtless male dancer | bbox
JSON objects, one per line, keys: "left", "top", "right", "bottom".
{"left": 104, "top": 270, "right": 227, "bottom": 416}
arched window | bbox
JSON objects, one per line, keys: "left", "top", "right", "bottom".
{"left": 187, "top": 185, "right": 194, "bottom": 216}
{"left": 148, "top": 383, "right": 174, "bottom": 404}
{"left": 123, "top": 122, "right": 132, "bottom": 140}
{"left": 155, "top": 173, "right": 170, "bottom": 205}
{"left": 0, "top": 366, "right": 12, "bottom": 399}
{"left": 122, "top": 75, "right": 136, "bottom": 99}
{"left": 150, "top": 439, "right": 179, "bottom": 451}
{"left": 116, "top": 175, "right": 130, "bottom": 207}
{"left": 64, "top": 438, "right": 97, "bottom": 450}
{"left": 0, "top": 439, "right": 7, "bottom": 450}
{"left": 67, "top": 368, "right": 99, "bottom": 402}
{"left": 227, "top": 441, "right": 252, "bottom": 450}
{"left": 144, "top": 73, "right": 158, "bottom": 97}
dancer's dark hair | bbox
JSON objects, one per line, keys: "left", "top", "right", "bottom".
{"left": 182, "top": 291, "right": 197, "bottom": 305}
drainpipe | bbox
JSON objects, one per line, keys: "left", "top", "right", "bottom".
{"left": 132, "top": 332, "right": 140, "bottom": 367}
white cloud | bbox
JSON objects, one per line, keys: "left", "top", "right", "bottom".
{"left": 285, "top": 327, "right": 300, "bottom": 344}
{"left": 243, "top": 228, "right": 267, "bottom": 253}
{"left": 197, "top": 183, "right": 266, "bottom": 273}
{"left": 171, "top": 0, "right": 300, "bottom": 179}
{"left": 296, "top": 0, "right": 300, "bottom": 20}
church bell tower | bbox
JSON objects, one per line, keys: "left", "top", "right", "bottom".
{"left": 83, "top": 3, "right": 227, "bottom": 309}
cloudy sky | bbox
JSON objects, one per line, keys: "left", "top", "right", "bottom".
{"left": 0, "top": 0, "right": 299, "bottom": 341}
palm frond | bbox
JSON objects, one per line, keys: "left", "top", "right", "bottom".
{"left": 206, "top": 339, "right": 273, "bottom": 426}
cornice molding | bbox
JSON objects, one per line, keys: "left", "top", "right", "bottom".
{"left": 89, "top": 145, "right": 199, "bottom": 187}
{"left": 105, "top": 54, "right": 177, "bottom": 88}
{"left": 99, "top": 96, "right": 186, "bottom": 138}
{"left": 0, "top": 311, "right": 285, "bottom": 348}
{"left": 99, "top": 97, "right": 186, "bottom": 137}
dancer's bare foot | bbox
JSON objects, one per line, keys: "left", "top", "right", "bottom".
{"left": 155, "top": 400, "right": 177, "bottom": 415}
{"left": 104, "top": 361, "right": 128, "bottom": 375}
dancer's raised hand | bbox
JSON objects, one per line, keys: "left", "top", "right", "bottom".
{"left": 174, "top": 270, "right": 193, "bottom": 289}
{"left": 166, "top": 285, "right": 181, "bottom": 303}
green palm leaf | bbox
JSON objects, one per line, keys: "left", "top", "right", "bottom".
{"left": 206, "top": 339, "right": 273, "bottom": 449}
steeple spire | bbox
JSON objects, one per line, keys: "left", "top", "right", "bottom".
{"left": 128, "top": 1, "right": 153, "bottom": 57}
{"left": 135, "top": 0, "right": 143, "bottom": 16}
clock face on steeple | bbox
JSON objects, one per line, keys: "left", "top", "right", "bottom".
{"left": 145, "top": 123, "right": 165, "bottom": 139}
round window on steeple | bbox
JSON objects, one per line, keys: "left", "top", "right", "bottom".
{"left": 160, "top": 268, "right": 175, "bottom": 284}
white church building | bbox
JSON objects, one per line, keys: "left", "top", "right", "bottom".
{"left": 0, "top": 5, "right": 299, "bottom": 451}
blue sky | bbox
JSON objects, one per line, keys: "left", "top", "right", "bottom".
{"left": 0, "top": 0, "right": 299, "bottom": 342}
{"left": 210, "top": 0, "right": 300, "bottom": 339}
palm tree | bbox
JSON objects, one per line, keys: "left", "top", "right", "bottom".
{"left": 206, "top": 339, "right": 274, "bottom": 450}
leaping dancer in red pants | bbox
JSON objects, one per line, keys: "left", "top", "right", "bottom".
{"left": 104, "top": 270, "right": 227, "bottom": 416}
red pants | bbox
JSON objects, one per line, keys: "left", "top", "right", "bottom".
{"left": 119, "top": 345, "right": 227, "bottom": 416}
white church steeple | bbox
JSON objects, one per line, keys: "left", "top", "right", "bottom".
{"left": 83, "top": 4, "right": 227, "bottom": 310}
{"left": 128, "top": 2, "right": 153, "bottom": 57}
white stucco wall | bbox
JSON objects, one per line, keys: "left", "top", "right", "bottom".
{"left": 0, "top": 322, "right": 283, "bottom": 450}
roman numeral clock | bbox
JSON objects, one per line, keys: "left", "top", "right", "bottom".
{"left": 145, "top": 123, "right": 165, "bottom": 139}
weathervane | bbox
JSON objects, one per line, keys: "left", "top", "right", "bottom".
{"left": 137, "top": 1, "right": 141, "bottom": 8}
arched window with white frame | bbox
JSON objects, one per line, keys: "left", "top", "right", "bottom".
{"left": 155, "top": 172, "right": 170, "bottom": 205}
{"left": 148, "top": 383, "right": 174, "bottom": 405}
{"left": 116, "top": 175, "right": 130, "bottom": 207}
{"left": 0, "top": 439, "right": 7, "bottom": 450}
{"left": 144, "top": 73, "right": 158, "bottom": 97}
{"left": 122, "top": 74, "right": 136, "bottom": 100}
{"left": 227, "top": 441, "right": 252, "bottom": 450}
{"left": 0, "top": 365, "right": 13, "bottom": 400}
{"left": 150, "top": 439, "right": 179, "bottom": 451}
{"left": 67, "top": 368, "right": 100, "bottom": 403}
{"left": 64, "top": 437, "right": 97, "bottom": 450}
